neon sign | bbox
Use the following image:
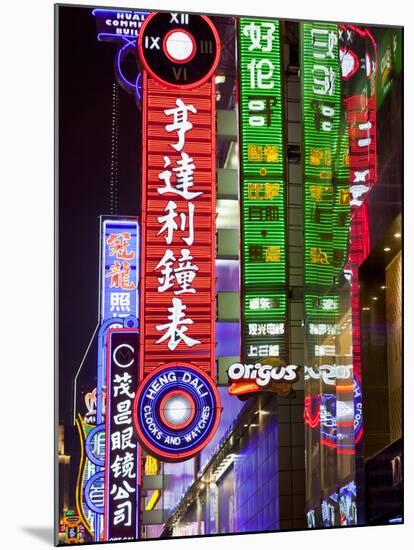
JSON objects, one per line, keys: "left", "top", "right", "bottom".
{"left": 134, "top": 363, "right": 221, "bottom": 460}
{"left": 93, "top": 10, "right": 149, "bottom": 104}
{"left": 101, "top": 218, "right": 139, "bottom": 323}
{"left": 135, "top": 11, "right": 221, "bottom": 461}
{"left": 340, "top": 25, "right": 377, "bottom": 211}
{"left": 93, "top": 9, "right": 149, "bottom": 42}
{"left": 304, "top": 364, "right": 352, "bottom": 385}
{"left": 75, "top": 218, "right": 140, "bottom": 542}
{"left": 301, "top": 22, "right": 346, "bottom": 290}
{"left": 339, "top": 25, "right": 378, "bottom": 456}
{"left": 75, "top": 416, "right": 106, "bottom": 539}
{"left": 300, "top": 23, "right": 363, "bottom": 517}
{"left": 228, "top": 361, "right": 298, "bottom": 393}
{"left": 104, "top": 329, "right": 139, "bottom": 541}
{"left": 303, "top": 376, "right": 363, "bottom": 450}
{"left": 238, "top": 18, "right": 287, "bottom": 382}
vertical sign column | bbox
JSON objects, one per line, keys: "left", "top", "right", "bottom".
{"left": 99, "top": 217, "right": 139, "bottom": 425}
{"left": 340, "top": 24, "right": 378, "bottom": 524}
{"left": 105, "top": 329, "right": 140, "bottom": 541}
{"left": 101, "top": 218, "right": 139, "bottom": 323}
{"left": 100, "top": 219, "right": 140, "bottom": 541}
{"left": 238, "top": 18, "right": 287, "bottom": 384}
{"left": 76, "top": 217, "right": 139, "bottom": 542}
{"left": 133, "top": 12, "right": 221, "bottom": 462}
{"left": 339, "top": 24, "right": 377, "bottom": 386}
{"left": 301, "top": 22, "right": 355, "bottom": 524}
{"left": 301, "top": 22, "right": 342, "bottom": 289}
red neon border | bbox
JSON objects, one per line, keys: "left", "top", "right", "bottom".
{"left": 139, "top": 72, "right": 148, "bottom": 385}
{"left": 132, "top": 362, "right": 222, "bottom": 461}
{"left": 139, "top": 75, "right": 217, "bottom": 381}
{"left": 342, "top": 24, "right": 378, "bottom": 460}
{"left": 137, "top": 12, "right": 221, "bottom": 90}
{"left": 104, "top": 327, "right": 139, "bottom": 541}
{"left": 159, "top": 389, "right": 196, "bottom": 430}
{"left": 209, "top": 75, "right": 217, "bottom": 380}
{"left": 162, "top": 28, "right": 197, "bottom": 65}
{"left": 304, "top": 395, "right": 320, "bottom": 429}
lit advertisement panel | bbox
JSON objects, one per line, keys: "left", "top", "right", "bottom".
{"left": 104, "top": 329, "right": 140, "bottom": 541}
{"left": 301, "top": 22, "right": 343, "bottom": 289}
{"left": 135, "top": 11, "right": 221, "bottom": 461}
{"left": 92, "top": 10, "right": 149, "bottom": 103}
{"left": 339, "top": 25, "right": 377, "bottom": 383}
{"left": 238, "top": 18, "right": 287, "bottom": 373}
{"left": 376, "top": 28, "right": 402, "bottom": 109}
{"left": 339, "top": 25, "right": 378, "bottom": 520}
{"left": 75, "top": 416, "right": 106, "bottom": 539}
{"left": 93, "top": 8, "right": 148, "bottom": 42}
{"left": 133, "top": 363, "right": 221, "bottom": 460}
{"left": 300, "top": 21, "right": 356, "bottom": 522}
{"left": 76, "top": 216, "right": 140, "bottom": 543}
{"left": 100, "top": 218, "right": 139, "bottom": 323}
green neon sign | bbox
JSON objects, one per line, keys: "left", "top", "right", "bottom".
{"left": 301, "top": 23, "right": 350, "bottom": 295}
{"left": 376, "top": 28, "right": 402, "bottom": 109}
{"left": 238, "top": 17, "right": 287, "bottom": 363}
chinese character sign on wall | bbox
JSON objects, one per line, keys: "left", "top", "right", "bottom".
{"left": 238, "top": 18, "right": 287, "bottom": 375}
{"left": 101, "top": 218, "right": 139, "bottom": 322}
{"left": 133, "top": 12, "right": 222, "bottom": 462}
{"left": 105, "top": 329, "right": 139, "bottom": 541}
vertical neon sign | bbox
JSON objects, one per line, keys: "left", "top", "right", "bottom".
{"left": 339, "top": 24, "right": 377, "bottom": 387}
{"left": 133, "top": 12, "right": 221, "bottom": 461}
{"left": 238, "top": 17, "right": 287, "bottom": 385}
{"left": 301, "top": 21, "right": 357, "bottom": 525}
{"left": 101, "top": 218, "right": 139, "bottom": 323}
{"left": 301, "top": 22, "right": 343, "bottom": 288}
{"left": 104, "top": 328, "right": 140, "bottom": 541}
{"left": 340, "top": 25, "right": 378, "bottom": 523}
{"left": 76, "top": 218, "right": 139, "bottom": 542}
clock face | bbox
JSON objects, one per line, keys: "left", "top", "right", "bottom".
{"left": 133, "top": 363, "right": 221, "bottom": 461}
{"left": 138, "top": 12, "right": 220, "bottom": 88}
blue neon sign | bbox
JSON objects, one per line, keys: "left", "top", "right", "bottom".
{"left": 92, "top": 9, "right": 149, "bottom": 43}
{"left": 133, "top": 364, "right": 221, "bottom": 461}
{"left": 100, "top": 218, "right": 139, "bottom": 323}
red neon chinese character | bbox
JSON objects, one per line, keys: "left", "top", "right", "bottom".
{"left": 107, "top": 233, "right": 135, "bottom": 260}
{"left": 106, "top": 261, "right": 135, "bottom": 290}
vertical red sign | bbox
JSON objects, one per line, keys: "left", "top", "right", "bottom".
{"left": 134, "top": 12, "right": 221, "bottom": 461}
{"left": 140, "top": 77, "right": 216, "bottom": 375}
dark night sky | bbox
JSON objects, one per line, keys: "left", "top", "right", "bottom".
{"left": 58, "top": 5, "right": 141, "bottom": 423}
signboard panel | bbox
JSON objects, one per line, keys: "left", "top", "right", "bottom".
{"left": 238, "top": 17, "right": 287, "bottom": 376}
{"left": 104, "top": 329, "right": 140, "bottom": 541}
{"left": 93, "top": 8, "right": 149, "bottom": 42}
{"left": 301, "top": 22, "right": 344, "bottom": 289}
{"left": 100, "top": 218, "right": 139, "bottom": 323}
{"left": 135, "top": 11, "right": 221, "bottom": 461}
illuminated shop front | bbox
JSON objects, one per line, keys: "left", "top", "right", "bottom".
{"left": 57, "top": 6, "right": 403, "bottom": 544}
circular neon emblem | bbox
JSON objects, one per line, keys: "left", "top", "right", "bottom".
{"left": 85, "top": 424, "right": 105, "bottom": 467}
{"left": 137, "top": 12, "right": 220, "bottom": 89}
{"left": 133, "top": 363, "right": 221, "bottom": 461}
{"left": 84, "top": 471, "right": 105, "bottom": 514}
